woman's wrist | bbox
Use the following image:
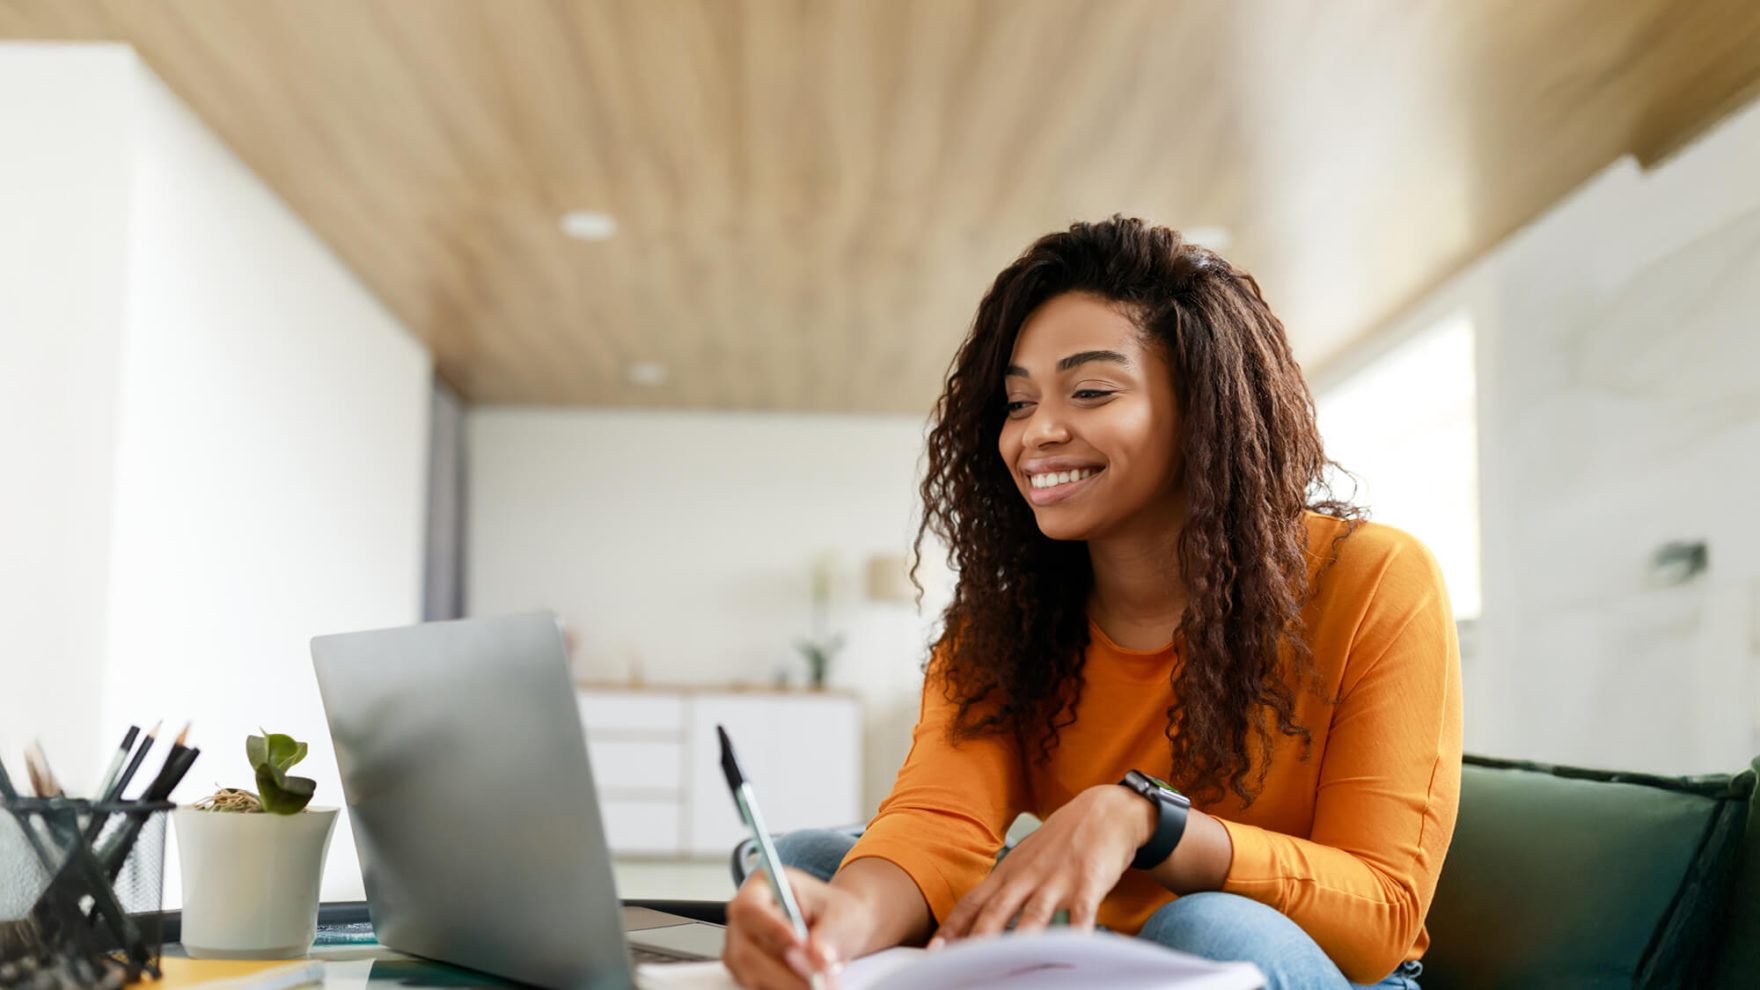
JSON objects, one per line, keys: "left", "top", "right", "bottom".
{"left": 1144, "top": 807, "right": 1233, "bottom": 894}
{"left": 1096, "top": 782, "right": 1159, "bottom": 851}
{"left": 832, "top": 857, "right": 935, "bottom": 953}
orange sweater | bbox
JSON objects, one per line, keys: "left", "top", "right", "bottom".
{"left": 844, "top": 514, "right": 1463, "bottom": 983}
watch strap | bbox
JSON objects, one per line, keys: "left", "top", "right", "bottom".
{"left": 1122, "top": 770, "right": 1189, "bottom": 871}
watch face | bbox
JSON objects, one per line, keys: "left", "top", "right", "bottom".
{"left": 1124, "top": 769, "right": 1183, "bottom": 800}
{"left": 1145, "top": 772, "right": 1181, "bottom": 796}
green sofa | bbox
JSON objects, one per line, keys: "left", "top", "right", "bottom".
{"left": 1422, "top": 754, "right": 1759, "bottom": 989}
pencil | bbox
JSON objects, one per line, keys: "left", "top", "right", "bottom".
{"left": 94, "top": 725, "right": 141, "bottom": 801}
{"left": 144, "top": 741, "right": 199, "bottom": 802}
{"left": 106, "top": 720, "right": 160, "bottom": 801}
{"left": 24, "top": 741, "right": 63, "bottom": 797}
{"left": 140, "top": 722, "right": 191, "bottom": 799}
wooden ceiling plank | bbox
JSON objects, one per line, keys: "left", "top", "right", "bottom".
{"left": 0, "top": 0, "right": 118, "bottom": 40}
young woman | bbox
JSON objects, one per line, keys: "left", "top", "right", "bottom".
{"left": 724, "top": 217, "right": 1462, "bottom": 990}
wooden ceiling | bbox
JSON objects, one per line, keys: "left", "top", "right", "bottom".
{"left": 5, "top": 1, "right": 1760, "bottom": 412}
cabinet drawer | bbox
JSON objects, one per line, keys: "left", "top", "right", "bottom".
{"left": 600, "top": 798, "right": 683, "bottom": 855}
{"left": 578, "top": 691, "right": 685, "bottom": 735}
{"left": 589, "top": 738, "right": 683, "bottom": 793}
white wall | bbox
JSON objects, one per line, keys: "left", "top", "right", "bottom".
{"left": 0, "top": 44, "right": 431, "bottom": 903}
{"left": 1333, "top": 93, "right": 1760, "bottom": 774}
{"left": 0, "top": 45, "right": 137, "bottom": 792}
{"left": 468, "top": 409, "right": 950, "bottom": 812}
{"left": 101, "top": 60, "right": 431, "bottom": 903}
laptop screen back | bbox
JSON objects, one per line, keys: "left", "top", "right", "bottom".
{"left": 312, "top": 612, "right": 634, "bottom": 990}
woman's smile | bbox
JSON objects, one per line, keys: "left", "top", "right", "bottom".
{"left": 1023, "top": 463, "right": 1106, "bottom": 505}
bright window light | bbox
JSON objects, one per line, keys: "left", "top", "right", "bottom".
{"left": 1316, "top": 313, "right": 1481, "bottom": 620}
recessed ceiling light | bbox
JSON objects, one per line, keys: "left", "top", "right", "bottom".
{"left": 625, "top": 361, "right": 669, "bottom": 387}
{"left": 561, "top": 210, "right": 617, "bottom": 241}
{"left": 1183, "top": 226, "right": 1233, "bottom": 252}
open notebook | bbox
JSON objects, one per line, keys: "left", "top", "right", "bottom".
{"left": 636, "top": 928, "right": 1265, "bottom": 990}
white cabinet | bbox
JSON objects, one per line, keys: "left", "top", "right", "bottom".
{"left": 684, "top": 693, "right": 863, "bottom": 856}
{"left": 579, "top": 687, "right": 862, "bottom": 858}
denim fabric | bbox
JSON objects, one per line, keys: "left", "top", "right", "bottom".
{"left": 773, "top": 828, "right": 1421, "bottom": 990}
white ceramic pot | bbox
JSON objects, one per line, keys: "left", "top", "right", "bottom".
{"left": 173, "top": 806, "right": 338, "bottom": 959}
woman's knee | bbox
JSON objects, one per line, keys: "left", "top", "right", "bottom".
{"left": 772, "top": 828, "right": 861, "bottom": 882}
{"left": 1138, "top": 892, "right": 1349, "bottom": 990}
{"left": 1140, "top": 892, "right": 1278, "bottom": 957}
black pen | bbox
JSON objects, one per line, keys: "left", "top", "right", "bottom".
{"left": 718, "top": 725, "right": 823, "bottom": 988}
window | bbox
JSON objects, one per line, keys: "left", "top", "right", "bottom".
{"left": 1315, "top": 313, "right": 1481, "bottom": 619}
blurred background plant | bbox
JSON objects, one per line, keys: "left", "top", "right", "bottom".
{"left": 795, "top": 553, "right": 843, "bottom": 689}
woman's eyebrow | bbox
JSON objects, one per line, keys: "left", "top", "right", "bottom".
{"left": 1005, "top": 349, "right": 1133, "bottom": 378}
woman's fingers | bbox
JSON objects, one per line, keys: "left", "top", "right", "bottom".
{"left": 1065, "top": 887, "right": 1101, "bottom": 932}
{"left": 725, "top": 868, "right": 864, "bottom": 988}
{"left": 727, "top": 871, "right": 835, "bottom": 988}
{"left": 1009, "top": 888, "right": 1065, "bottom": 935}
{"left": 727, "top": 875, "right": 806, "bottom": 959}
{"left": 935, "top": 854, "right": 1115, "bottom": 945}
{"left": 725, "top": 934, "right": 812, "bottom": 990}
{"left": 964, "top": 878, "right": 1035, "bottom": 938}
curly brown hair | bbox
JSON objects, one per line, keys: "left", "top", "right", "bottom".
{"left": 914, "top": 216, "right": 1362, "bottom": 806}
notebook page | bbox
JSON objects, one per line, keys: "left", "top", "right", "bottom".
{"left": 637, "top": 931, "right": 1263, "bottom": 990}
{"left": 863, "top": 930, "right": 1263, "bottom": 990}
{"left": 633, "top": 948, "right": 922, "bottom": 990}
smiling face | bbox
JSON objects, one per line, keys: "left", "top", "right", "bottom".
{"left": 998, "top": 292, "right": 1185, "bottom": 543}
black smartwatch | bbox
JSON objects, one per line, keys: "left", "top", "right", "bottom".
{"left": 1119, "top": 769, "right": 1191, "bottom": 871}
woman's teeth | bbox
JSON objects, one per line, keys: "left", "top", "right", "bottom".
{"left": 1029, "top": 468, "right": 1099, "bottom": 489}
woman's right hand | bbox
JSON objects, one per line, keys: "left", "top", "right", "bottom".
{"left": 723, "top": 867, "right": 873, "bottom": 989}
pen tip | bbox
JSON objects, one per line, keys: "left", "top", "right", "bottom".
{"left": 146, "top": 720, "right": 162, "bottom": 737}
{"left": 176, "top": 722, "right": 191, "bottom": 746}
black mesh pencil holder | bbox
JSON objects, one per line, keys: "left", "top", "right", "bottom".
{"left": 0, "top": 798, "right": 172, "bottom": 989}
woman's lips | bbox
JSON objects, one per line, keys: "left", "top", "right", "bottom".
{"left": 1026, "top": 469, "right": 1102, "bottom": 506}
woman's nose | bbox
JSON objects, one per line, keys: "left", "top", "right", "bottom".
{"left": 1024, "top": 407, "right": 1070, "bottom": 447}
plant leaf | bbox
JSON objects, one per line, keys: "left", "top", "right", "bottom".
{"left": 262, "top": 733, "right": 302, "bottom": 771}
{"left": 255, "top": 765, "right": 315, "bottom": 814}
{"left": 246, "top": 734, "right": 267, "bottom": 769}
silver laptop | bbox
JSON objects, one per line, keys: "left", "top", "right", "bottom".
{"left": 312, "top": 612, "right": 725, "bottom": 989}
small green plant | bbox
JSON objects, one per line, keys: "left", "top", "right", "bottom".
{"left": 192, "top": 730, "right": 316, "bottom": 814}
{"left": 248, "top": 731, "right": 316, "bottom": 814}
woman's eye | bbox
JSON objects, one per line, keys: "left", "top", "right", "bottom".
{"left": 1073, "top": 389, "right": 1115, "bottom": 400}
{"left": 1005, "top": 400, "right": 1034, "bottom": 416}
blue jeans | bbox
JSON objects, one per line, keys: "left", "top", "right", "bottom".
{"left": 774, "top": 829, "right": 1422, "bottom": 990}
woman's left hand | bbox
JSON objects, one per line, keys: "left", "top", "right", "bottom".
{"left": 930, "top": 783, "right": 1154, "bottom": 945}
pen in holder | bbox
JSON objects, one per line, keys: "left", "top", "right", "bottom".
{"left": 0, "top": 797, "right": 172, "bottom": 988}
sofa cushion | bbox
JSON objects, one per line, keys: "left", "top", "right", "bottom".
{"left": 1710, "top": 755, "right": 1760, "bottom": 988}
{"left": 1421, "top": 754, "right": 1755, "bottom": 990}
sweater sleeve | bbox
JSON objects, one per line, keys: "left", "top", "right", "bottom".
{"left": 1218, "top": 538, "right": 1464, "bottom": 984}
{"left": 840, "top": 655, "right": 1028, "bottom": 925}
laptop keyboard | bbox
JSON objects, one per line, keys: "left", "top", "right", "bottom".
{"left": 631, "top": 945, "right": 703, "bottom": 966}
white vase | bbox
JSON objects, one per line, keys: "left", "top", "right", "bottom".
{"left": 173, "top": 806, "right": 339, "bottom": 959}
